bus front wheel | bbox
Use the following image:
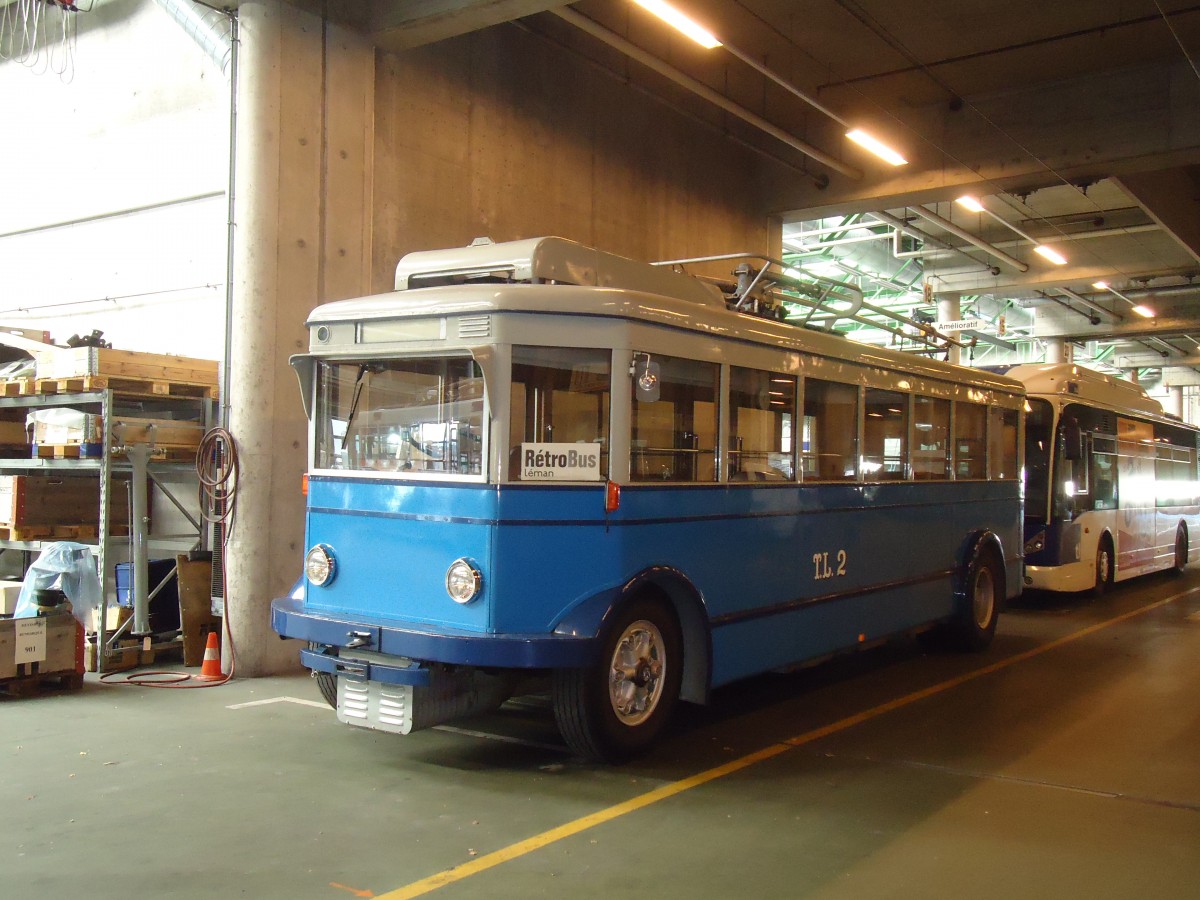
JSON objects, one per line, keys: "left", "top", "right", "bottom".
{"left": 1173, "top": 526, "right": 1188, "bottom": 574}
{"left": 553, "top": 596, "right": 683, "bottom": 763}
{"left": 1093, "top": 536, "right": 1115, "bottom": 595}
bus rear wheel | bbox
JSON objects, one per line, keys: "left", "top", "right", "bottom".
{"left": 1093, "top": 536, "right": 1115, "bottom": 595}
{"left": 1173, "top": 526, "right": 1188, "bottom": 574}
{"left": 946, "top": 549, "right": 1001, "bottom": 652}
{"left": 553, "top": 596, "right": 683, "bottom": 763}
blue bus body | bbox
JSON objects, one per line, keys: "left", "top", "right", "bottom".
{"left": 272, "top": 237, "right": 1025, "bottom": 760}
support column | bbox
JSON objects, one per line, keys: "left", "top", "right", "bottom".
{"left": 937, "top": 293, "right": 961, "bottom": 366}
{"left": 228, "top": 0, "right": 374, "bottom": 675}
{"left": 1167, "top": 385, "right": 1184, "bottom": 418}
{"left": 1045, "top": 338, "right": 1072, "bottom": 364}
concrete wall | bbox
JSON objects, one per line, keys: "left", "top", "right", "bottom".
{"left": 372, "top": 24, "right": 780, "bottom": 291}
{"left": 0, "top": 0, "right": 228, "bottom": 358}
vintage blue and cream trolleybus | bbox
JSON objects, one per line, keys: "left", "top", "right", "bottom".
{"left": 272, "top": 236, "right": 1025, "bottom": 761}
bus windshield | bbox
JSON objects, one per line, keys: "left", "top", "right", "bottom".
{"left": 314, "top": 356, "right": 485, "bottom": 476}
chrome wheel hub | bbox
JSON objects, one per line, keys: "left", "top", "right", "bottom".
{"left": 608, "top": 619, "right": 666, "bottom": 726}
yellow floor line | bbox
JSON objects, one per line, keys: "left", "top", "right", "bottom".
{"left": 377, "top": 587, "right": 1199, "bottom": 900}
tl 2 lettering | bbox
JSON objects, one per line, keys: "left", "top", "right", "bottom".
{"left": 812, "top": 550, "right": 848, "bottom": 580}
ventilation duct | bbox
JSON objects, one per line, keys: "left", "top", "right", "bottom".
{"left": 152, "top": 0, "right": 233, "bottom": 77}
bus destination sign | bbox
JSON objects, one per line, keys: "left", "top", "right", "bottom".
{"left": 520, "top": 443, "right": 602, "bottom": 480}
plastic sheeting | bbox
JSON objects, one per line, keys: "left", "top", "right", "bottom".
{"left": 13, "top": 542, "right": 102, "bottom": 627}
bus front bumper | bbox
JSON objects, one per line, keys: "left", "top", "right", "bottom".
{"left": 271, "top": 596, "right": 599, "bottom": 671}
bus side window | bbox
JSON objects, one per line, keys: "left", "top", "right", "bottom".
{"left": 913, "top": 395, "right": 950, "bottom": 480}
{"left": 988, "top": 406, "right": 1020, "bottom": 480}
{"left": 954, "top": 401, "right": 987, "bottom": 479}
{"left": 729, "top": 367, "right": 796, "bottom": 481}
{"left": 803, "top": 379, "right": 858, "bottom": 481}
{"left": 630, "top": 355, "right": 718, "bottom": 482}
{"left": 1092, "top": 441, "right": 1117, "bottom": 510}
{"left": 862, "top": 388, "right": 908, "bottom": 480}
{"left": 509, "top": 346, "right": 611, "bottom": 481}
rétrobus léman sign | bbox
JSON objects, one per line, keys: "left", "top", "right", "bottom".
{"left": 520, "top": 443, "right": 602, "bottom": 480}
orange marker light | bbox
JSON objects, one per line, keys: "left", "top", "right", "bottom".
{"left": 302, "top": 473, "right": 309, "bottom": 496}
{"left": 605, "top": 480, "right": 621, "bottom": 513}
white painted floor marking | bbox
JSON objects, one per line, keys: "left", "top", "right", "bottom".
{"left": 226, "top": 696, "right": 329, "bottom": 710}
{"left": 433, "top": 725, "right": 566, "bottom": 753}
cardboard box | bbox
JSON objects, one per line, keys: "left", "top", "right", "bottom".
{"left": 0, "top": 579, "right": 23, "bottom": 616}
{"left": 0, "top": 474, "right": 131, "bottom": 529}
{"left": 27, "top": 409, "right": 102, "bottom": 446}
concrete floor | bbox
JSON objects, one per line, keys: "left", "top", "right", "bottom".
{"left": 4, "top": 571, "right": 1200, "bottom": 899}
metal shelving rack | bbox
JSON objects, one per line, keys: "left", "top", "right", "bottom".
{"left": 0, "top": 389, "right": 214, "bottom": 671}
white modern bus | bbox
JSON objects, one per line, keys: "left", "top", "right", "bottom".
{"left": 1002, "top": 363, "right": 1200, "bottom": 593}
{"left": 273, "top": 236, "right": 1026, "bottom": 761}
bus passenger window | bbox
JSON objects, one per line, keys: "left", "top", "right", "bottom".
{"left": 954, "top": 402, "right": 987, "bottom": 479}
{"left": 630, "top": 355, "right": 717, "bottom": 482}
{"left": 802, "top": 379, "right": 858, "bottom": 481}
{"left": 509, "top": 347, "right": 610, "bottom": 481}
{"left": 913, "top": 396, "right": 950, "bottom": 480}
{"left": 988, "top": 406, "right": 1020, "bottom": 480}
{"left": 862, "top": 388, "right": 908, "bottom": 481}
{"left": 728, "top": 368, "right": 796, "bottom": 481}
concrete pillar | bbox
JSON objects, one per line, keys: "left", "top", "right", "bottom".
{"left": 937, "top": 293, "right": 961, "bottom": 366}
{"left": 1167, "top": 385, "right": 1184, "bottom": 418}
{"left": 1045, "top": 338, "right": 1072, "bottom": 364}
{"left": 228, "top": 0, "right": 374, "bottom": 675}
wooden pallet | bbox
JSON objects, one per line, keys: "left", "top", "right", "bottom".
{"left": 0, "top": 522, "right": 129, "bottom": 541}
{"left": 32, "top": 443, "right": 103, "bottom": 460}
{"left": 32, "top": 375, "right": 217, "bottom": 399}
{"left": 0, "top": 668, "right": 85, "bottom": 696}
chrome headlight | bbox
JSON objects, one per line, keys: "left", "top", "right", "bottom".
{"left": 305, "top": 544, "right": 337, "bottom": 586}
{"left": 445, "top": 558, "right": 482, "bottom": 604}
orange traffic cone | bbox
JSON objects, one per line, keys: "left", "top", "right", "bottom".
{"left": 197, "top": 631, "right": 223, "bottom": 681}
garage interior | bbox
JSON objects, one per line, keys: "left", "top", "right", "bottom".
{"left": 3, "top": 1, "right": 1200, "bottom": 897}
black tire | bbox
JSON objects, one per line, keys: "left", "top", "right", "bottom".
{"left": 946, "top": 547, "right": 1001, "bottom": 652}
{"left": 1172, "top": 526, "right": 1188, "bottom": 575}
{"left": 552, "top": 595, "right": 683, "bottom": 763}
{"left": 309, "top": 643, "right": 337, "bottom": 708}
{"left": 1093, "top": 536, "right": 1115, "bottom": 595}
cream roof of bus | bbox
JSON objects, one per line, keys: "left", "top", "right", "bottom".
{"left": 312, "top": 238, "right": 1023, "bottom": 398}
{"left": 1005, "top": 363, "right": 1164, "bottom": 417}
{"left": 393, "top": 236, "right": 725, "bottom": 309}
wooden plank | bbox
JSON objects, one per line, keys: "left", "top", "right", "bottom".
{"left": 39, "top": 348, "right": 218, "bottom": 385}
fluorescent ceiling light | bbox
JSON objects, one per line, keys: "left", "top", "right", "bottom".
{"left": 956, "top": 196, "right": 986, "bottom": 213}
{"left": 1033, "top": 245, "right": 1068, "bottom": 265}
{"left": 630, "top": 0, "right": 722, "bottom": 49}
{"left": 1092, "top": 280, "right": 1109, "bottom": 290}
{"left": 845, "top": 129, "right": 907, "bottom": 166}
{"left": 1132, "top": 305, "right": 1156, "bottom": 318}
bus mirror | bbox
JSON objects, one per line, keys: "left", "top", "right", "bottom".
{"left": 634, "top": 358, "right": 661, "bottom": 403}
{"left": 1062, "top": 416, "right": 1083, "bottom": 461}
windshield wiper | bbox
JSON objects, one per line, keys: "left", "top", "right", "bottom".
{"left": 340, "top": 363, "right": 371, "bottom": 451}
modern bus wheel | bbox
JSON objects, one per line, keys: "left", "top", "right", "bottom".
{"left": 553, "top": 596, "right": 683, "bottom": 763}
{"left": 946, "top": 549, "right": 1001, "bottom": 652}
{"left": 1093, "top": 536, "right": 1115, "bottom": 595}
{"left": 1173, "top": 526, "right": 1188, "bottom": 575}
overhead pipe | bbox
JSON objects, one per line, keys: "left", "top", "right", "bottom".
{"left": 551, "top": 8, "right": 862, "bottom": 180}
{"left": 867, "top": 210, "right": 999, "bottom": 274}
{"left": 1056, "top": 287, "right": 1122, "bottom": 322}
{"left": 915, "top": 223, "right": 1161, "bottom": 261}
{"left": 908, "top": 206, "right": 1030, "bottom": 272}
{"left": 152, "top": 0, "right": 233, "bottom": 77}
